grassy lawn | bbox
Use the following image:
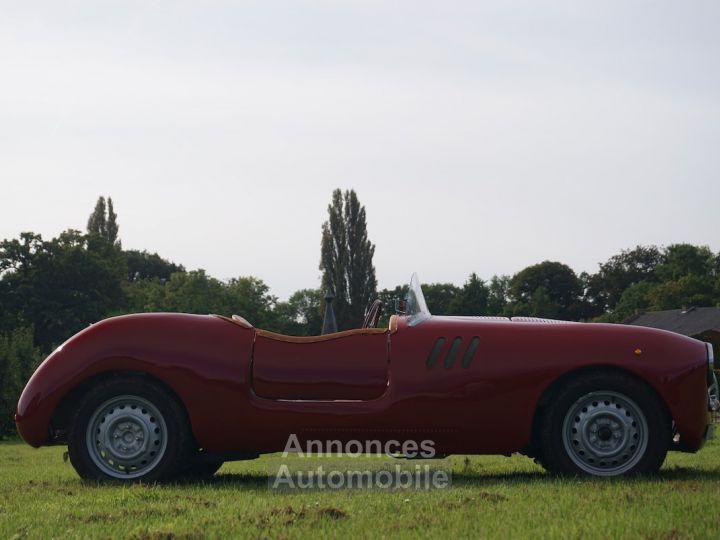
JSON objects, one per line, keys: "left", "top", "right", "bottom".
{"left": 1, "top": 438, "right": 719, "bottom": 539}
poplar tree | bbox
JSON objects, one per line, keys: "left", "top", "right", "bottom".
{"left": 87, "top": 196, "right": 119, "bottom": 245}
{"left": 319, "top": 189, "right": 377, "bottom": 329}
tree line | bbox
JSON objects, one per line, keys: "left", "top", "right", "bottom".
{"left": 383, "top": 244, "right": 720, "bottom": 325}
{"left": 1, "top": 191, "right": 719, "bottom": 436}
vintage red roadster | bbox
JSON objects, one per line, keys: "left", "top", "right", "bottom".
{"left": 16, "top": 274, "right": 718, "bottom": 481}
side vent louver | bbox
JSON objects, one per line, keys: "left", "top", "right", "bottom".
{"left": 462, "top": 336, "right": 480, "bottom": 368}
{"left": 426, "top": 337, "right": 447, "bottom": 368}
{"left": 444, "top": 337, "right": 463, "bottom": 369}
{"left": 426, "top": 336, "right": 480, "bottom": 369}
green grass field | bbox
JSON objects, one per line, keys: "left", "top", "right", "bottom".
{"left": 1, "top": 438, "right": 719, "bottom": 539}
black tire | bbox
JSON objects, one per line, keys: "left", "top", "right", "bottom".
{"left": 538, "top": 371, "right": 671, "bottom": 477}
{"left": 68, "top": 375, "right": 192, "bottom": 483}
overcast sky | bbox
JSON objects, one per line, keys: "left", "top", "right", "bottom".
{"left": 1, "top": 1, "right": 719, "bottom": 299}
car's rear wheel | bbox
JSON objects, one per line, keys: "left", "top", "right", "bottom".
{"left": 68, "top": 376, "right": 192, "bottom": 482}
{"left": 538, "top": 371, "right": 671, "bottom": 477}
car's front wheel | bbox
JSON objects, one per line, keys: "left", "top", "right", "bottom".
{"left": 538, "top": 372, "right": 671, "bottom": 477}
{"left": 68, "top": 376, "right": 192, "bottom": 482}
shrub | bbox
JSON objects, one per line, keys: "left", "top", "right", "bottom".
{"left": 0, "top": 328, "right": 42, "bottom": 437}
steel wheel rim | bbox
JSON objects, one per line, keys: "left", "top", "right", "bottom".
{"left": 561, "top": 390, "right": 648, "bottom": 476}
{"left": 86, "top": 395, "right": 168, "bottom": 479}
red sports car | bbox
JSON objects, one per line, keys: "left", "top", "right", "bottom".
{"left": 16, "top": 274, "right": 718, "bottom": 481}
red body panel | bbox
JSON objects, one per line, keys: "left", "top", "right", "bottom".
{"left": 253, "top": 333, "right": 389, "bottom": 400}
{"left": 16, "top": 312, "right": 710, "bottom": 455}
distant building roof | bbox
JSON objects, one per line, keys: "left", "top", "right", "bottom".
{"left": 625, "top": 307, "right": 720, "bottom": 336}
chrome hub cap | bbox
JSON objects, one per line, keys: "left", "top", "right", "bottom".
{"left": 86, "top": 395, "right": 167, "bottom": 479}
{"left": 562, "top": 391, "right": 648, "bottom": 476}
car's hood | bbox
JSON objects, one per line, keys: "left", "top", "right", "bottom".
{"left": 441, "top": 315, "right": 578, "bottom": 324}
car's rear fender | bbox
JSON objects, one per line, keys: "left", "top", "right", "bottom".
{"left": 16, "top": 313, "right": 253, "bottom": 448}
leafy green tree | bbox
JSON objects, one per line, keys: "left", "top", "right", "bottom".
{"left": 655, "top": 244, "right": 716, "bottom": 282}
{"left": 107, "top": 198, "right": 119, "bottom": 245}
{"left": 585, "top": 245, "right": 663, "bottom": 313}
{"left": 158, "top": 270, "right": 229, "bottom": 314}
{"left": 487, "top": 275, "right": 510, "bottom": 316}
{"left": 271, "top": 289, "right": 324, "bottom": 336}
{"left": 449, "top": 273, "right": 489, "bottom": 315}
{"left": 87, "top": 196, "right": 120, "bottom": 246}
{"left": 422, "top": 283, "right": 460, "bottom": 315}
{"left": 569, "top": 272, "right": 601, "bottom": 321}
{"left": 528, "top": 286, "right": 557, "bottom": 318}
{"left": 320, "top": 189, "right": 377, "bottom": 329}
{"left": 225, "top": 276, "right": 277, "bottom": 328}
{"left": 124, "top": 271, "right": 281, "bottom": 330}
{"left": 125, "top": 277, "right": 166, "bottom": 313}
{"left": 598, "top": 244, "right": 720, "bottom": 320}
{"left": 0, "top": 233, "right": 43, "bottom": 335}
{"left": 509, "top": 261, "right": 582, "bottom": 320}
{"left": 0, "top": 230, "right": 126, "bottom": 351}
{"left": 270, "top": 301, "right": 304, "bottom": 335}
{"left": 601, "top": 281, "right": 655, "bottom": 322}
{"left": 0, "top": 336, "right": 21, "bottom": 437}
{"left": 646, "top": 274, "right": 717, "bottom": 311}
{"left": 125, "top": 250, "right": 185, "bottom": 282}
{"left": 0, "top": 327, "right": 42, "bottom": 436}
{"left": 87, "top": 197, "right": 106, "bottom": 238}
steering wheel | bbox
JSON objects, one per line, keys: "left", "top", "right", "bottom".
{"left": 362, "top": 299, "right": 384, "bottom": 329}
